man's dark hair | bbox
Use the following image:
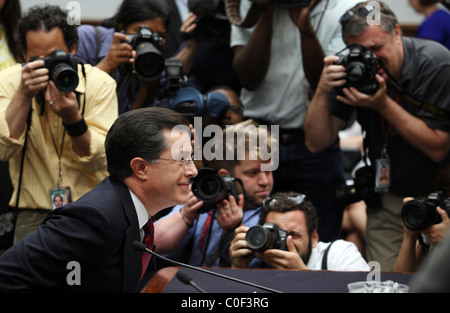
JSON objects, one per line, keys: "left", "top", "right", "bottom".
{"left": 105, "top": 107, "right": 190, "bottom": 181}
{"left": 259, "top": 192, "right": 319, "bottom": 238}
{"left": 1, "top": 0, "right": 22, "bottom": 62}
{"left": 101, "top": 0, "right": 173, "bottom": 31}
{"left": 18, "top": 4, "right": 78, "bottom": 55}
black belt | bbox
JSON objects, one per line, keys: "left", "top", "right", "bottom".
{"left": 250, "top": 118, "right": 304, "bottom": 145}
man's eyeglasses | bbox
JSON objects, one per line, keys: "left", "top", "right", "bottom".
{"left": 262, "top": 194, "right": 306, "bottom": 210}
{"left": 156, "top": 156, "right": 195, "bottom": 170}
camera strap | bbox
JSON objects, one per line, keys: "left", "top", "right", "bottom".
{"left": 321, "top": 240, "right": 336, "bottom": 270}
{"left": 379, "top": 62, "right": 450, "bottom": 123}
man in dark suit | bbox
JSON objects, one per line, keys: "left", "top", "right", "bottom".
{"left": 0, "top": 107, "right": 198, "bottom": 292}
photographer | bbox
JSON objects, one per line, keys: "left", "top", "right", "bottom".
{"left": 153, "top": 120, "right": 275, "bottom": 267}
{"left": 0, "top": 5, "right": 118, "bottom": 243}
{"left": 77, "top": 0, "right": 194, "bottom": 114}
{"left": 229, "top": 192, "right": 370, "bottom": 271}
{"left": 394, "top": 164, "right": 450, "bottom": 272}
{"left": 304, "top": 1, "right": 450, "bottom": 271}
{"left": 231, "top": 0, "right": 363, "bottom": 243}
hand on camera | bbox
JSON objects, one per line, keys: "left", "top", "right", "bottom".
{"left": 217, "top": 194, "right": 245, "bottom": 230}
{"left": 422, "top": 207, "right": 450, "bottom": 246}
{"left": 316, "top": 55, "right": 347, "bottom": 95}
{"left": 98, "top": 32, "right": 135, "bottom": 73}
{"left": 19, "top": 60, "right": 48, "bottom": 99}
{"left": 229, "top": 225, "right": 254, "bottom": 269}
{"left": 337, "top": 73, "right": 389, "bottom": 112}
{"left": 179, "top": 191, "right": 204, "bottom": 226}
{"left": 257, "top": 235, "right": 308, "bottom": 270}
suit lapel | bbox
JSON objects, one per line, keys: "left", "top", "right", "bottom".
{"left": 115, "top": 182, "right": 142, "bottom": 292}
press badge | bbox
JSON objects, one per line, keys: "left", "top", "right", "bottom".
{"left": 50, "top": 187, "right": 72, "bottom": 210}
{"left": 375, "top": 158, "right": 390, "bottom": 193}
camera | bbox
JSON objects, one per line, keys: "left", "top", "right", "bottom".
{"left": 31, "top": 49, "right": 79, "bottom": 92}
{"left": 189, "top": 0, "right": 231, "bottom": 43}
{"left": 335, "top": 166, "right": 379, "bottom": 206}
{"left": 401, "top": 191, "right": 450, "bottom": 231}
{"left": 334, "top": 44, "right": 379, "bottom": 96}
{"left": 246, "top": 223, "right": 287, "bottom": 252}
{"left": 158, "top": 58, "right": 230, "bottom": 121}
{"left": 191, "top": 168, "right": 245, "bottom": 212}
{"left": 122, "top": 26, "right": 164, "bottom": 82}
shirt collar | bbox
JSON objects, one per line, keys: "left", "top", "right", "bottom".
{"left": 128, "top": 189, "right": 149, "bottom": 229}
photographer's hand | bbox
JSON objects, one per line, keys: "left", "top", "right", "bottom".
{"left": 6, "top": 60, "right": 49, "bottom": 139}
{"left": 337, "top": 73, "right": 390, "bottom": 112}
{"left": 316, "top": 55, "right": 347, "bottom": 95}
{"left": 422, "top": 207, "right": 450, "bottom": 247}
{"left": 217, "top": 194, "right": 245, "bottom": 230}
{"left": 96, "top": 32, "right": 134, "bottom": 74}
{"left": 289, "top": 0, "right": 320, "bottom": 32}
{"left": 180, "top": 191, "right": 204, "bottom": 224}
{"left": 257, "top": 236, "right": 308, "bottom": 270}
{"left": 229, "top": 225, "right": 254, "bottom": 269}
{"left": 177, "top": 13, "right": 199, "bottom": 75}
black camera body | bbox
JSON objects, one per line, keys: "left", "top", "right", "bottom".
{"left": 334, "top": 44, "right": 379, "bottom": 96}
{"left": 401, "top": 191, "right": 450, "bottom": 231}
{"left": 192, "top": 168, "right": 245, "bottom": 213}
{"left": 246, "top": 223, "right": 287, "bottom": 252}
{"left": 122, "top": 26, "right": 164, "bottom": 82}
{"left": 189, "top": 0, "right": 231, "bottom": 43}
{"left": 336, "top": 166, "right": 379, "bottom": 206}
{"left": 157, "top": 58, "right": 230, "bottom": 121}
{"left": 31, "top": 49, "right": 79, "bottom": 92}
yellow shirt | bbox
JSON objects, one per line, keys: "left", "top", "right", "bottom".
{"left": 0, "top": 63, "right": 118, "bottom": 210}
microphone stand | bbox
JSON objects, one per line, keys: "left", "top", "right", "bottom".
{"left": 133, "top": 241, "right": 283, "bottom": 293}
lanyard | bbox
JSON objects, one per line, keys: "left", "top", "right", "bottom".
{"left": 44, "top": 112, "right": 66, "bottom": 188}
{"left": 199, "top": 210, "right": 215, "bottom": 266}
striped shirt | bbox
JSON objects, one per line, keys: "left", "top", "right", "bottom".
{"left": 0, "top": 63, "right": 118, "bottom": 210}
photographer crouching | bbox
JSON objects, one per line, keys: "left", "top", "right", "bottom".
{"left": 229, "top": 192, "right": 370, "bottom": 271}
{"left": 304, "top": 1, "right": 450, "bottom": 271}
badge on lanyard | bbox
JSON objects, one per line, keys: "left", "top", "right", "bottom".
{"left": 375, "top": 146, "right": 390, "bottom": 193}
{"left": 50, "top": 186, "right": 72, "bottom": 209}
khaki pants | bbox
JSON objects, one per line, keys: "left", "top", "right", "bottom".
{"left": 366, "top": 192, "right": 405, "bottom": 272}
{"left": 14, "top": 209, "right": 49, "bottom": 244}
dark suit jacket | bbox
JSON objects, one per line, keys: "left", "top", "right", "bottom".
{"left": 0, "top": 177, "right": 157, "bottom": 292}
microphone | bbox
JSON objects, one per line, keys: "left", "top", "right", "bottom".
{"left": 132, "top": 241, "right": 283, "bottom": 293}
{"left": 176, "top": 270, "right": 207, "bottom": 293}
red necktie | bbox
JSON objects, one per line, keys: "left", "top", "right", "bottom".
{"left": 140, "top": 219, "right": 154, "bottom": 280}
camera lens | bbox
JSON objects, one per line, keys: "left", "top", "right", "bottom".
{"left": 192, "top": 168, "right": 225, "bottom": 202}
{"left": 246, "top": 226, "right": 270, "bottom": 251}
{"left": 401, "top": 199, "right": 439, "bottom": 231}
{"left": 51, "top": 62, "right": 79, "bottom": 92}
{"left": 134, "top": 42, "right": 164, "bottom": 82}
{"left": 346, "top": 61, "right": 365, "bottom": 82}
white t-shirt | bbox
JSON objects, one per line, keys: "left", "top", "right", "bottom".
{"left": 307, "top": 240, "right": 370, "bottom": 271}
{"left": 230, "top": 0, "right": 363, "bottom": 128}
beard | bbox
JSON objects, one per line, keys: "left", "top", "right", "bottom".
{"left": 300, "top": 237, "right": 313, "bottom": 265}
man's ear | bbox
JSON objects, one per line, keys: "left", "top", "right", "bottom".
{"left": 129, "top": 157, "right": 148, "bottom": 180}
{"left": 311, "top": 229, "right": 319, "bottom": 248}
